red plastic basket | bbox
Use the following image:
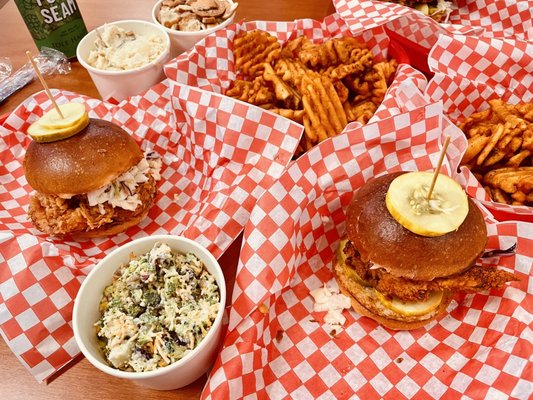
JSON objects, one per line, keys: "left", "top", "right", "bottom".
{"left": 386, "top": 32, "right": 411, "bottom": 66}
{"left": 385, "top": 26, "right": 433, "bottom": 78}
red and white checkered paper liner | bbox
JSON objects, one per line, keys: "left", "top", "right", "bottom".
{"left": 0, "top": 81, "right": 303, "bottom": 382}
{"left": 425, "top": 34, "right": 533, "bottom": 217}
{"left": 202, "top": 103, "right": 533, "bottom": 399}
{"left": 334, "top": 0, "right": 532, "bottom": 50}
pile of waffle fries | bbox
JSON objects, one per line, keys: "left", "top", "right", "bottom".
{"left": 460, "top": 99, "right": 532, "bottom": 206}
{"left": 227, "top": 30, "right": 398, "bottom": 154}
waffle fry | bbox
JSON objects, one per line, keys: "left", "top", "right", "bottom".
{"left": 267, "top": 108, "right": 306, "bottom": 123}
{"left": 344, "top": 100, "right": 377, "bottom": 124}
{"left": 263, "top": 63, "right": 301, "bottom": 109}
{"left": 483, "top": 167, "right": 533, "bottom": 205}
{"left": 234, "top": 30, "right": 281, "bottom": 76}
{"left": 227, "top": 30, "right": 398, "bottom": 155}
{"left": 226, "top": 77, "right": 276, "bottom": 106}
{"left": 459, "top": 100, "right": 533, "bottom": 206}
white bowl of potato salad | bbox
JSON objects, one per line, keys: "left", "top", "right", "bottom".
{"left": 73, "top": 235, "right": 226, "bottom": 390}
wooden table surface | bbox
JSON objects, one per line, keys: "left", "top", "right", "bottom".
{"left": 0, "top": 1, "right": 335, "bottom": 399}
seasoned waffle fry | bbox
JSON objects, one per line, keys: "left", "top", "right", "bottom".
{"left": 263, "top": 63, "right": 301, "bottom": 109}
{"left": 460, "top": 109, "right": 492, "bottom": 133}
{"left": 275, "top": 58, "right": 307, "bottom": 88}
{"left": 522, "top": 128, "right": 533, "bottom": 150}
{"left": 515, "top": 103, "right": 533, "bottom": 122}
{"left": 484, "top": 167, "right": 533, "bottom": 195}
{"left": 297, "top": 37, "right": 366, "bottom": 68}
{"left": 459, "top": 100, "right": 533, "bottom": 206}
{"left": 463, "top": 134, "right": 490, "bottom": 164}
{"left": 226, "top": 78, "right": 276, "bottom": 106}
{"left": 234, "top": 30, "right": 281, "bottom": 76}
{"left": 344, "top": 100, "right": 377, "bottom": 124}
{"left": 322, "top": 49, "right": 373, "bottom": 81}
{"left": 268, "top": 108, "right": 305, "bottom": 123}
{"left": 226, "top": 30, "right": 398, "bottom": 155}
{"left": 333, "top": 81, "right": 349, "bottom": 104}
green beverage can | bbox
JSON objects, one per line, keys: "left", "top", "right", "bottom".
{"left": 14, "top": 0, "right": 88, "bottom": 59}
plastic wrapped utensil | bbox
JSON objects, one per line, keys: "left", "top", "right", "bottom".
{"left": 0, "top": 47, "right": 70, "bottom": 103}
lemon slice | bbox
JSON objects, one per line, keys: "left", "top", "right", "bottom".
{"left": 28, "top": 112, "right": 89, "bottom": 143}
{"left": 375, "top": 289, "right": 444, "bottom": 316}
{"left": 37, "top": 103, "right": 87, "bottom": 129}
{"left": 385, "top": 172, "right": 469, "bottom": 237}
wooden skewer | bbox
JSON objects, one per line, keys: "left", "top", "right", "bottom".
{"left": 26, "top": 50, "right": 64, "bottom": 119}
{"left": 427, "top": 135, "right": 451, "bottom": 199}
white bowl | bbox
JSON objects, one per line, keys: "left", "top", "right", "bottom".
{"left": 152, "top": 0, "right": 236, "bottom": 58}
{"left": 76, "top": 20, "right": 171, "bottom": 101}
{"left": 72, "top": 235, "right": 226, "bottom": 390}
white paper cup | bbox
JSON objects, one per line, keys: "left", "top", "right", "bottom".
{"left": 77, "top": 20, "right": 171, "bottom": 101}
{"left": 152, "top": 0, "right": 236, "bottom": 58}
{"left": 72, "top": 235, "right": 226, "bottom": 390}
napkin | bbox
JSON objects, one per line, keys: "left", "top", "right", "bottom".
{"left": 202, "top": 104, "right": 532, "bottom": 399}
{"left": 333, "top": 0, "right": 532, "bottom": 50}
{"left": 0, "top": 80, "right": 303, "bottom": 382}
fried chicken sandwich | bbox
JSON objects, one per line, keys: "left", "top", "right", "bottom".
{"left": 24, "top": 118, "right": 161, "bottom": 238}
{"left": 334, "top": 171, "right": 517, "bottom": 330}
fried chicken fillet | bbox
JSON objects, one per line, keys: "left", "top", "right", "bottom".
{"left": 343, "top": 241, "right": 518, "bottom": 302}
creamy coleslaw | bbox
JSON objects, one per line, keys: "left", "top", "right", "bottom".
{"left": 96, "top": 242, "right": 220, "bottom": 372}
{"left": 87, "top": 151, "right": 162, "bottom": 213}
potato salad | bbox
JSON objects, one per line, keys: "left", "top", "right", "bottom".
{"left": 96, "top": 242, "right": 220, "bottom": 372}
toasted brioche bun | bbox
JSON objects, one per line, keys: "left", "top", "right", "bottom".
{"left": 333, "top": 243, "right": 453, "bottom": 331}
{"left": 24, "top": 119, "right": 142, "bottom": 196}
{"left": 346, "top": 172, "right": 487, "bottom": 281}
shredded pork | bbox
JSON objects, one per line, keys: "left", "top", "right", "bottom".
{"left": 29, "top": 177, "right": 157, "bottom": 236}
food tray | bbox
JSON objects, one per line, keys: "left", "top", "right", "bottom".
{"left": 202, "top": 104, "right": 532, "bottom": 399}
{"left": 0, "top": 79, "right": 303, "bottom": 382}
{"left": 164, "top": 13, "right": 411, "bottom": 105}
{"left": 426, "top": 34, "right": 533, "bottom": 220}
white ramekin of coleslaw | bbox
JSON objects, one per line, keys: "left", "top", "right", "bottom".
{"left": 73, "top": 235, "right": 226, "bottom": 390}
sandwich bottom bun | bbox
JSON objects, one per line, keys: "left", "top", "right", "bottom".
{"left": 68, "top": 208, "right": 151, "bottom": 239}
{"left": 333, "top": 253, "right": 453, "bottom": 331}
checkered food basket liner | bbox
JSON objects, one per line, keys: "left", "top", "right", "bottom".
{"left": 425, "top": 34, "right": 533, "bottom": 217}
{"left": 0, "top": 80, "right": 303, "bottom": 382}
{"left": 163, "top": 13, "right": 424, "bottom": 121}
{"left": 202, "top": 103, "right": 532, "bottom": 399}
{"left": 333, "top": 0, "right": 532, "bottom": 50}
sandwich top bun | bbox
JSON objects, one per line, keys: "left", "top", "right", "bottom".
{"left": 24, "top": 119, "right": 143, "bottom": 196}
{"left": 345, "top": 172, "right": 487, "bottom": 281}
